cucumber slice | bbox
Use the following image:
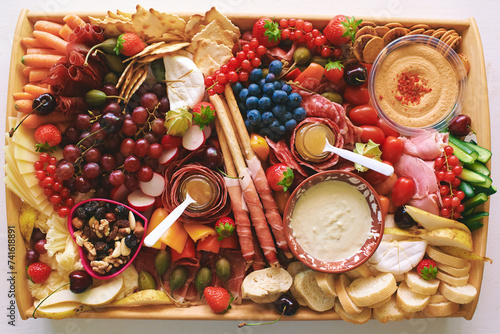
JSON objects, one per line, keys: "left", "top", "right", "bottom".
{"left": 459, "top": 180, "right": 476, "bottom": 199}
{"left": 462, "top": 220, "right": 484, "bottom": 232}
{"left": 464, "top": 160, "right": 491, "bottom": 177}
{"left": 478, "top": 185, "right": 497, "bottom": 196}
{"left": 448, "top": 142, "right": 475, "bottom": 164}
{"left": 472, "top": 174, "right": 493, "bottom": 189}
{"left": 462, "top": 141, "right": 492, "bottom": 164}
{"left": 459, "top": 168, "right": 487, "bottom": 184}
{"left": 459, "top": 211, "right": 489, "bottom": 224}
{"left": 463, "top": 193, "right": 488, "bottom": 212}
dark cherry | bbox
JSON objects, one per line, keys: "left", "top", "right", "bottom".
{"left": 25, "top": 249, "right": 39, "bottom": 265}
{"left": 274, "top": 294, "right": 299, "bottom": 316}
{"left": 34, "top": 239, "right": 47, "bottom": 255}
{"left": 101, "top": 84, "right": 119, "bottom": 97}
{"left": 448, "top": 114, "right": 472, "bottom": 137}
{"left": 99, "top": 112, "right": 124, "bottom": 133}
{"left": 394, "top": 206, "right": 418, "bottom": 229}
{"left": 103, "top": 102, "right": 122, "bottom": 116}
{"left": 69, "top": 270, "right": 93, "bottom": 294}
{"left": 202, "top": 146, "right": 223, "bottom": 169}
{"left": 31, "top": 228, "right": 46, "bottom": 243}
{"left": 343, "top": 63, "right": 368, "bottom": 87}
{"left": 32, "top": 93, "right": 56, "bottom": 115}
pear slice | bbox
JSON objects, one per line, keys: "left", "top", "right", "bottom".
{"left": 41, "top": 277, "right": 124, "bottom": 307}
{"left": 439, "top": 246, "right": 492, "bottom": 263}
{"left": 384, "top": 227, "right": 425, "bottom": 238}
{"left": 109, "top": 290, "right": 173, "bottom": 307}
{"left": 34, "top": 302, "right": 91, "bottom": 320}
{"left": 420, "top": 228, "right": 473, "bottom": 251}
{"left": 405, "top": 206, "right": 471, "bottom": 234}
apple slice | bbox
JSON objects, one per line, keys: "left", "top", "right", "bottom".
{"left": 202, "top": 123, "right": 212, "bottom": 139}
{"left": 40, "top": 277, "right": 124, "bottom": 308}
{"left": 111, "top": 184, "right": 130, "bottom": 203}
{"left": 420, "top": 228, "right": 473, "bottom": 251}
{"left": 140, "top": 172, "right": 165, "bottom": 197}
{"left": 182, "top": 125, "right": 205, "bottom": 151}
{"left": 158, "top": 147, "right": 179, "bottom": 165}
{"left": 128, "top": 189, "right": 155, "bottom": 212}
{"left": 404, "top": 206, "right": 471, "bottom": 234}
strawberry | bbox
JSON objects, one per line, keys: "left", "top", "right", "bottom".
{"left": 323, "top": 15, "right": 362, "bottom": 46}
{"left": 114, "top": 33, "right": 146, "bottom": 57}
{"left": 27, "top": 262, "right": 52, "bottom": 284}
{"left": 204, "top": 286, "right": 233, "bottom": 314}
{"left": 252, "top": 18, "right": 281, "bottom": 48}
{"left": 34, "top": 124, "right": 62, "bottom": 152}
{"left": 324, "top": 60, "right": 344, "bottom": 84}
{"left": 266, "top": 163, "right": 294, "bottom": 192}
{"left": 215, "top": 217, "right": 235, "bottom": 241}
{"left": 192, "top": 102, "right": 216, "bottom": 129}
{"left": 417, "top": 259, "right": 438, "bottom": 280}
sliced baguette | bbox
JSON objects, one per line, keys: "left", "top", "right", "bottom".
{"left": 334, "top": 299, "right": 371, "bottom": 324}
{"left": 369, "top": 296, "right": 391, "bottom": 308}
{"left": 396, "top": 281, "right": 430, "bottom": 312}
{"left": 294, "top": 270, "right": 335, "bottom": 312}
{"left": 436, "top": 261, "right": 471, "bottom": 277}
{"left": 334, "top": 274, "right": 363, "bottom": 315}
{"left": 286, "top": 262, "right": 309, "bottom": 306}
{"left": 422, "top": 301, "right": 459, "bottom": 317}
{"left": 426, "top": 246, "right": 468, "bottom": 268}
{"left": 394, "top": 273, "right": 405, "bottom": 282}
{"left": 438, "top": 282, "right": 477, "bottom": 304}
{"left": 436, "top": 271, "right": 469, "bottom": 287}
{"left": 373, "top": 295, "right": 412, "bottom": 323}
{"left": 345, "top": 264, "right": 373, "bottom": 280}
{"left": 346, "top": 272, "right": 397, "bottom": 307}
{"left": 405, "top": 270, "right": 439, "bottom": 296}
{"left": 241, "top": 267, "right": 293, "bottom": 303}
{"left": 315, "top": 272, "right": 337, "bottom": 297}
{"left": 428, "top": 293, "right": 449, "bottom": 304}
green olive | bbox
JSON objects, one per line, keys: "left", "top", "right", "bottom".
{"left": 85, "top": 89, "right": 107, "bottom": 107}
{"left": 293, "top": 46, "right": 312, "bottom": 66}
{"left": 194, "top": 267, "right": 212, "bottom": 295}
{"left": 169, "top": 266, "right": 188, "bottom": 292}
{"left": 215, "top": 258, "right": 231, "bottom": 283}
{"left": 138, "top": 271, "right": 156, "bottom": 291}
{"left": 102, "top": 53, "right": 125, "bottom": 73}
{"left": 99, "top": 38, "right": 118, "bottom": 54}
{"left": 151, "top": 58, "right": 166, "bottom": 82}
{"left": 103, "top": 72, "right": 119, "bottom": 86}
{"left": 311, "top": 56, "right": 328, "bottom": 68}
{"left": 155, "top": 249, "right": 171, "bottom": 277}
{"left": 321, "top": 91, "right": 343, "bottom": 104}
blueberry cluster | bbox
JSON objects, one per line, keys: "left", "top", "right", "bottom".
{"left": 232, "top": 60, "right": 306, "bottom": 142}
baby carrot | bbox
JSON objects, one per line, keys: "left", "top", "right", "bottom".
{"left": 295, "top": 62, "right": 325, "bottom": 84}
{"left": 21, "top": 66, "right": 32, "bottom": 77}
{"left": 63, "top": 14, "right": 86, "bottom": 29}
{"left": 21, "top": 112, "right": 75, "bottom": 129}
{"left": 21, "top": 37, "right": 45, "bottom": 48}
{"left": 12, "top": 92, "right": 35, "bottom": 100}
{"left": 14, "top": 99, "right": 33, "bottom": 113}
{"left": 58, "top": 24, "right": 73, "bottom": 41}
{"left": 23, "top": 84, "right": 50, "bottom": 96}
{"left": 26, "top": 48, "right": 64, "bottom": 55}
{"left": 34, "top": 20, "right": 64, "bottom": 36}
{"left": 22, "top": 54, "right": 62, "bottom": 68}
{"left": 29, "top": 68, "right": 50, "bottom": 82}
{"left": 32, "top": 30, "right": 68, "bottom": 54}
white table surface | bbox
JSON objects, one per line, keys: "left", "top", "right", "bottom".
{"left": 1, "top": 0, "right": 499, "bottom": 333}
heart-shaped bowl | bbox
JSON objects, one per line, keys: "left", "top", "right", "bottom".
{"left": 68, "top": 198, "right": 148, "bottom": 280}
{"left": 284, "top": 170, "right": 384, "bottom": 273}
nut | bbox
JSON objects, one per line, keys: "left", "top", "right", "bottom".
{"left": 90, "top": 260, "right": 111, "bottom": 274}
{"left": 72, "top": 217, "right": 84, "bottom": 230}
{"left": 133, "top": 221, "right": 145, "bottom": 239}
{"left": 107, "top": 225, "right": 119, "bottom": 242}
{"left": 83, "top": 241, "right": 96, "bottom": 257}
{"left": 118, "top": 227, "right": 131, "bottom": 238}
{"left": 121, "top": 238, "right": 132, "bottom": 256}
{"left": 105, "top": 212, "right": 116, "bottom": 223}
{"left": 94, "top": 241, "right": 108, "bottom": 252}
{"left": 75, "top": 234, "right": 88, "bottom": 247}
{"left": 129, "top": 211, "right": 136, "bottom": 230}
{"left": 93, "top": 219, "right": 110, "bottom": 239}
{"left": 111, "top": 241, "right": 121, "bottom": 258}
{"left": 115, "top": 219, "right": 130, "bottom": 228}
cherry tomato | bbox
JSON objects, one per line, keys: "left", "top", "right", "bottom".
{"left": 343, "top": 86, "right": 370, "bottom": 106}
{"left": 379, "top": 195, "right": 390, "bottom": 218}
{"left": 376, "top": 118, "right": 400, "bottom": 137}
{"left": 391, "top": 177, "right": 415, "bottom": 207}
{"left": 373, "top": 173, "right": 398, "bottom": 196}
{"left": 362, "top": 160, "right": 393, "bottom": 185}
{"left": 348, "top": 105, "right": 378, "bottom": 126}
{"left": 381, "top": 136, "right": 404, "bottom": 164}
{"left": 360, "top": 125, "right": 386, "bottom": 144}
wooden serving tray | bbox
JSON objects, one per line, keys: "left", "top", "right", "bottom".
{"left": 6, "top": 9, "right": 490, "bottom": 321}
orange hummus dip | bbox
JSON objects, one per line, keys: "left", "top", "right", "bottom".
{"left": 373, "top": 43, "right": 459, "bottom": 128}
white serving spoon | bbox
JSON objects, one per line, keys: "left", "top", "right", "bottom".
{"left": 144, "top": 193, "right": 196, "bottom": 247}
{"left": 323, "top": 141, "right": 394, "bottom": 176}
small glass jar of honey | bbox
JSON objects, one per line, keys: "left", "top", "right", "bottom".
{"left": 294, "top": 123, "right": 335, "bottom": 162}
{"left": 178, "top": 173, "right": 218, "bottom": 212}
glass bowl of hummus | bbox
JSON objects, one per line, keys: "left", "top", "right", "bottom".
{"left": 368, "top": 35, "right": 467, "bottom": 136}
{"left": 283, "top": 171, "right": 384, "bottom": 273}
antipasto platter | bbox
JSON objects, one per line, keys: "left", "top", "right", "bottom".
{"left": 5, "top": 6, "right": 492, "bottom": 323}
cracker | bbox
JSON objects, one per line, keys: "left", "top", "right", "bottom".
{"left": 192, "top": 20, "right": 236, "bottom": 49}
{"left": 150, "top": 8, "right": 186, "bottom": 35}
{"left": 363, "top": 36, "right": 385, "bottom": 63}
{"left": 194, "top": 54, "right": 220, "bottom": 77}
{"left": 186, "top": 14, "right": 207, "bottom": 38}
{"left": 355, "top": 26, "right": 377, "bottom": 39}
{"left": 358, "top": 20, "right": 377, "bottom": 28}
{"left": 146, "top": 32, "right": 187, "bottom": 44}
{"left": 383, "top": 27, "right": 407, "bottom": 45}
{"left": 410, "top": 24, "right": 431, "bottom": 30}
{"left": 116, "top": 10, "right": 133, "bottom": 19}
{"left": 193, "top": 38, "right": 233, "bottom": 67}
{"left": 126, "top": 42, "right": 165, "bottom": 61}
{"left": 431, "top": 28, "right": 446, "bottom": 39}
{"left": 385, "top": 22, "right": 404, "bottom": 29}
{"left": 124, "top": 67, "right": 148, "bottom": 101}
{"left": 375, "top": 26, "right": 390, "bottom": 38}
{"left": 440, "top": 30, "right": 457, "bottom": 42}
{"left": 107, "top": 11, "right": 132, "bottom": 22}
{"left": 407, "top": 28, "right": 425, "bottom": 35}
{"left": 88, "top": 16, "right": 136, "bottom": 37}
{"left": 353, "top": 35, "right": 374, "bottom": 61}
{"left": 117, "top": 58, "right": 137, "bottom": 89}
{"left": 457, "top": 53, "right": 470, "bottom": 74}
{"left": 422, "top": 29, "right": 435, "bottom": 36}
{"left": 204, "top": 7, "right": 241, "bottom": 38}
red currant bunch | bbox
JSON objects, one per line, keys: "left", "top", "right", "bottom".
{"left": 434, "top": 145, "right": 465, "bottom": 219}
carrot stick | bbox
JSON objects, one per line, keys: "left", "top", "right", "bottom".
{"left": 22, "top": 54, "right": 62, "bottom": 68}
{"left": 26, "top": 48, "right": 64, "bottom": 55}
{"left": 34, "top": 20, "right": 64, "bottom": 36}
{"left": 21, "top": 66, "right": 32, "bottom": 77}
{"left": 13, "top": 92, "right": 35, "bottom": 100}
{"left": 23, "top": 84, "right": 50, "bottom": 96}
{"left": 32, "top": 30, "right": 68, "bottom": 54}
{"left": 29, "top": 68, "right": 49, "bottom": 82}
{"left": 21, "top": 112, "right": 75, "bottom": 129}
{"left": 21, "top": 37, "right": 45, "bottom": 48}
{"left": 14, "top": 100, "right": 33, "bottom": 113}
{"left": 59, "top": 24, "right": 73, "bottom": 41}
{"left": 63, "top": 14, "right": 86, "bottom": 29}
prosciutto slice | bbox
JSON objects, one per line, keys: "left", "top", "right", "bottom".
{"left": 56, "top": 96, "right": 87, "bottom": 114}
{"left": 401, "top": 131, "right": 448, "bottom": 160}
{"left": 68, "top": 23, "right": 105, "bottom": 47}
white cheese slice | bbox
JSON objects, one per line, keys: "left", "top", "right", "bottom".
{"left": 370, "top": 240, "right": 427, "bottom": 275}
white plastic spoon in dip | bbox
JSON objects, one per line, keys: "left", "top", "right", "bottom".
{"left": 323, "top": 140, "right": 394, "bottom": 176}
{"left": 144, "top": 193, "right": 196, "bottom": 247}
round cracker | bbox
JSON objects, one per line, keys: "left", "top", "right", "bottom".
{"left": 431, "top": 28, "right": 447, "bottom": 39}
{"left": 359, "top": 20, "right": 377, "bottom": 28}
{"left": 458, "top": 53, "right": 470, "bottom": 74}
{"left": 422, "top": 29, "right": 436, "bottom": 36}
{"left": 410, "top": 23, "right": 431, "bottom": 30}
{"left": 385, "top": 22, "right": 404, "bottom": 29}
{"left": 407, "top": 28, "right": 425, "bottom": 35}
{"left": 353, "top": 35, "right": 374, "bottom": 61}
{"left": 375, "top": 26, "right": 390, "bottom": 37}
{"left": 355, "top": 26, "right": 377, "bottom": 39}
{"left": 440, "top": 29, "right": 457, "bottom": 42}
{"left": 383, "top": 27, "right": 407, "bottom": 45}
{"left": 363, "top": 36, "right": 385, "bottom": 63}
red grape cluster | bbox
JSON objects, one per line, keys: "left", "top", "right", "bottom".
{"left": 434, "top": 145, "right": 465, "bottom": 219}
{"left": 205, "top": 38, "right": 267, "bottom": 95}
{"left": 34, "top": 152, "right": 75, "bottom": 217}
